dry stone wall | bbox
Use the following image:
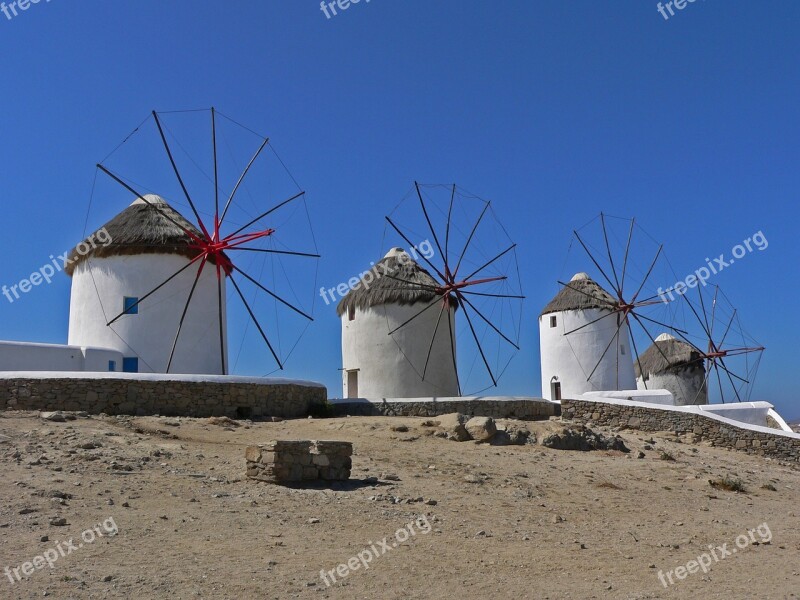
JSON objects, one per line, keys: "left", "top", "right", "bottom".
{"left": 332, "top": 398, "right": 558, "bottom": 420}
{"left": 0, "top": 376, "right": 325, "bottom": 418}
{"left": 245, "top": 440, "right": 352, "bottom": 483}
{"left": 562, "top": 398, "right": 800, "bottom": 462}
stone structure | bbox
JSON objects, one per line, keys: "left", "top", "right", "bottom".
{"left": 562, "top": 398, "right": 800, "bottom": 462}
{"left": 245, "top": 440, "right": 353, "bottom": 483}
{"left": 330, "top": 397, "right": 559, "bottom": 420}
{"left": 0, "top": 373, "right": 325, "bottom": 418}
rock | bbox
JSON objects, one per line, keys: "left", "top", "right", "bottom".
{"left": 207, "top": 416, "right": 240, "bottom": 428}
{"left": 381, "top": 473, "right": 401, "bottom": 481}
{"left": 493, "top": 424, "right": 535, "bottom": 446}
{"left": 40, "top": 536, "right": 49, "bottom": 542}
{"left": 49, "top": 517, "right": 68, "bottom": 527}
{"left": 637, "top": 451, "right": 646, "bottom": 459}
{"left": 308, "top": 518, "right": 320, "bottom": 524}
{"left": 464, "top": 474, "right": 482, "bottom": 484}
{"left": 437, "top": 413, "right": 470, "bottom": 442}
{"left": 489, "top": 431, "right": 511, "bottom": 446}
{"left": 551, "top": 515, "right": 565, "bottom": 523}
{"left": 541, "top": 425, "right": 629, "bottom": 453}
{"left": 465, "top": 416, "right": 497, "bottom": 442}
{"left": 0, "top": 434, "right": 11, "bottom": 444}
{"left": 245, "top": 446, "right": 262, "bottom": 462}
{"left": 40, "top": 412, "right": 67, "bottom": 422}
{"left": 424, "top": 499, "right": 438, "bottom": 506}
{"left": 102, "top": 575, "right": 113, "bottom": 582}
{"left": 391, "top": 425, "right": 409, "bottom": 432}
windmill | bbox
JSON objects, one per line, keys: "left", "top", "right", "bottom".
{"left": 675, "top": 284, "right": 765, "bottom": 403}
{"left": 68, "top": 108, "right": 319, "bottom": 376}
{"left": 377, "top": 183, "right": 525, "bottom": 395}
{"left": 541, "top": 213, "right": 688, "bottom": 400}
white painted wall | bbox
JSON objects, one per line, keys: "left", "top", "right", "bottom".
{"left": 0, "top": 341, "right": 122, "bottom": 372}
{"left": 580, "top": 389, "right": 676, "bottom": 405}
{"left": 540, "top": 308, "right": 636, "bottom": 401}
{"left": 68, "top": 254, "right": 228, "bottom": 374}
{"left": 341, "top": 302, "right": 459, "bottom": 398}
{"left": 636, "top": 369, "right": 708, "bottom": 406}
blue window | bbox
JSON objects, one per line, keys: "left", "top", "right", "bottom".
{"left": 123, "top": 297, "right": 139, "bottom": 315}
{"left": 122, "top": 357, "right": 139, "bottom": 373}
{"left": 108, "top": 360, "right": 117, "bottom": 372}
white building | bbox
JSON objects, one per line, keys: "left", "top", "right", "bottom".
{"left": 66, "top": 195, "right": 228, "bottom": 374}
{"left": 539, "top": 272, "right": 635, "bottom": 401}
{"left": 337, "top": 248, "right": 459, "bottom": 399}
{"left": 0, "top": 195, "right": 228, "bottom": 374}
{"left": 635, "top": 333, "right": 708, "bottom": 405}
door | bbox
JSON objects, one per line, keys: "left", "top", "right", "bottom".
{"left": 551, "top": 381, "right": 562, "bottom": 401}
{"left": 347, "top": 370, "right": 359, "bottom": 399}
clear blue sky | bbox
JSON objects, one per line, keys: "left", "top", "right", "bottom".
{"left": 0, "top": 1, "right": 797, "bottom": 417}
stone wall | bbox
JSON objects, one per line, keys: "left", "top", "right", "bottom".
{"left": 0, "top": 375, "right": 326, "bottom": 419}
{"left": 562, "top": 398, "right": 800, "bottom": 462}
{"left": 245, "top": 440, "right": 352, "bottom": 483}
{"left": 331, "top": 397, "right": 559, "bottom": 420}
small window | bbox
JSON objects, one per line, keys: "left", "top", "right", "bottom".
{"left": 108, "top": 360, "right": 117, "bottom": 372}
{"left": 550, "top": 315, "right": 557, "bottom": 328}
{"left": 123, "top": 297, "right": 139, "bottom": 315}
{"left": 348, "top": 305, "right": 356, "bottom": 321}
{"left": 620, "top": 345, "right": 626, "bottom": 356}
{"left": 122, "top": 357, "right": 139, "bottom": 373}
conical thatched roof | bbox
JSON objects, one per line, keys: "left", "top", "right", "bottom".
{"left": 65, "top": 195, "right": 213, "bottom": 276}
{"left": 540, "top": 272, "right": 617, "bottom": 316}
{"left": 634, "top": 333, "right": 705, "bottom": 379}
{"left": 336, "top": 248, "right": 457, "bottom": 317}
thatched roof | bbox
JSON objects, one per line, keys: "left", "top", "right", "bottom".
{"left": 634, "top": 333, "right": 705, "bottom": 379}
{"left": 66, "top": 195, "right": 215, "bottom": 276}
{"left": 540, "top": 273, "right": 617, "bottom": 316}
{"left": 336, "top": 248, "right": 457, "bottom": 316}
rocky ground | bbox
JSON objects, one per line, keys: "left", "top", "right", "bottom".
{"left": 1, "top": 410, "right": 799, "bottom": 600}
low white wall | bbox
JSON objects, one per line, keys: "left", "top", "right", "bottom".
{"left": 580, "top": 389, "right": 676, "bottom": 406}
{"left": 767, "top": 409, "right": 793, "bottom": 432}
{"left": 569, "top": 394, "right": 798, "bottom": 438}
{"left": 0, "top": 371, "right": 325, "bottom": 386}
{"left": 0, "top": 341, "right": 122, "bottom": 373}
{"left": 695, "top": 402, "right": 780, "bottom": 429}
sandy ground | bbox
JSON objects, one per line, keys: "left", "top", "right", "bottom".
{"left": 1, "top": 411, "right": 799, "bottom": 600}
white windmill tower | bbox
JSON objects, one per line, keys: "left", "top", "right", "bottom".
{"left": 337, "top": 248, "right": 459, "bottom": 399}
{"left": 539, "top": 272, "right": 636, "bottom": 401}
{"left": 66, "top": 195, "right": 228, "bottom": 375}
{"left": 635, "top": 333, "right": 708, "bottom": 405}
